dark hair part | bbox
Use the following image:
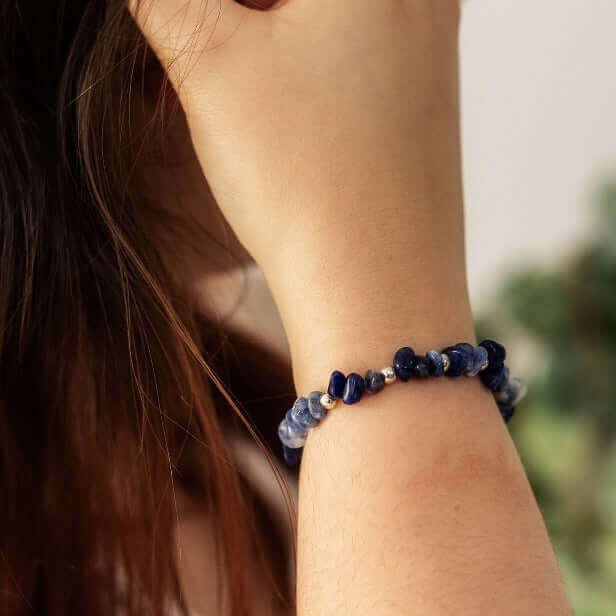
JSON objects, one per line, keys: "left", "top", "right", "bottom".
{"left": 0, "top": 1, "right": 295, "bottom": 614}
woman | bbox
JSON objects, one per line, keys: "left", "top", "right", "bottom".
{"left": 0, "top": 0, "right": 573, "bottom": 614}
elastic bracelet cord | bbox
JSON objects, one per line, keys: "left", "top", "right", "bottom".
{"left": 278, "top": 339, "right": 526, "bottom": 467}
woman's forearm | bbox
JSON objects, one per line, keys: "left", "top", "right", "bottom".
{"left": 294, "top": 356, "right": 571, "bottom": 614}
{"left": 260, "top": 143, "right": 572, "bottom": 612}
{"left": 268, "top": 189, "right": 572, "bottom": 613}
{"left": 261, "top": 90, "right": 571, "bottom": 610}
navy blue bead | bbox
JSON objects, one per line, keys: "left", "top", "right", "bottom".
{"left": 456, "top": 342, "right": 474, "bottom": 355}
{"left": 498, "top": 404, "right": 516, "bottom": 423}
{"left": 454, "top": 342, "right": 474, "bottom": 373}
{"left": 497, "top": 366, "right": 510, "bottom": 391}
{"left": 328, "top": 370, "right": 346, "bottom": 399}
{"left": 343, "top": 372, "right": 365, "bottom": 404}
{"left": 479, "top": 339, "right": 506, "bottom": 368}
{"left": 425, "top": 349, "right": 445, "bottom": 376}
{"left": 443, "top": 347, "right": 467, "bottom": 377}
{"left": 467, "top": 346, "right": 489, "bottom": 376}
{"left": 307, "top": 390, "right": 327, "bottom": 420}
{"left": 291, "top": 396, "right": 319, "bottom": 429}
{"left": 479, "top": 364, "right": 509, "bottom": 392}
{"left": 283, "top": 444, "right": 303, "bottom": 466}
{"left": 364, "top": 369, "right": 385, "bottom": 394}
{"left": 413, "top": 355, "right": 430, "bottom": 378}
{"left": 393, "top": 346, "right": 415, "bottom": 382}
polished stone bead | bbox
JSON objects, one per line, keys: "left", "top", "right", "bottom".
{"left": 498, "top": 404, "right": 516, "bottom": 423}
{"left": 426, "top": 349, "right": 445, "bottom": 376}
{"left": 513, "top": 377, "right": 528, "bottom": 403}
{"left": 495, "top": 377, "right": 527, "bottom": 407}
{"left": 343, "top": 372, "right": 365, "bottom": 404}
{"left": 393, "top": 346, "right": 415, "bottom": 382}
{"left": 328, "top": 370, "right": 346, "bottom": 399}
{"left": 494, "top": 385, "right": 515, "bottom": 407}
{"left": 285, "top": 408, "right": 308, "bottom": 438}
{"left": 278, "top": 418, "right": 306, "bottom": 449}
{"left": 479, "top": 364, "right": 509, "bottom": 392}
{"left": 466, "top": 346, "right": 489, "bottom": 376}
{"left": 291, "top": 396, "right": 319, "bottom": 429}
{"left": 479, "top": 338, "right": 506, "bottom": 368}
{"left": 413, "top": 355, "right": 430, "bottom": 378}
{"left": 455, "top": 343, "right": 474, "bottom": 372}
{"left": 456, "top": 342, "right": 474, "bottom": 356}
{"left": 283, "top": 444, "right": 303, "bottom": 466}
{"left": 442, "top": 347, "right": 467, "bottom": 377}
{"left": 364, "top": 369, "right": 385, "bottom": 394}
{"left": 307, "top": 390, "right": 327, "bottom": 420}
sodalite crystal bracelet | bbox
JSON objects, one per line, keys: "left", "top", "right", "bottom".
{"left": 278, "top": 339, "right": 527, "bottom": 466}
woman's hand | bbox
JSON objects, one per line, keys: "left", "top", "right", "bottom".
{"left": 131, "top": 0, "right": 461, "bottom": 259}
{"left": 132, "top": 1, "right": 469, "bottom": 389}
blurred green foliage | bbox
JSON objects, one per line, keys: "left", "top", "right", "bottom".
{"left": 477, "top": 180, "right": 616, "bottom": 615}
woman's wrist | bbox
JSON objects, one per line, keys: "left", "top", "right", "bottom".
{"left": 260, "top": 194, "right": 473, "bottom": 394}
{"left": 283, "top": 303, "right": 475, "bottom": 397}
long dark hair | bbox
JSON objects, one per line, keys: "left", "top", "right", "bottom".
{"left": 0, "top": 1, "right": 295, "bottom": 614}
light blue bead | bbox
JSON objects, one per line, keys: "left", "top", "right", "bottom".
{"left": 291, "top": 396, "right": 319, "bottom": 429}
{"left": 278, "top": 419, "right": 306, "bottom": 449}
{"left": 511, "top": 378, "right": 528, "bottom": 404}
{"left": 426, "top": 349, "right": 445, "bottom": 376}
{"left": 467, "top": 346, "right": 489, "bottom": 376}
{"left": 285, "top": 408, "right": 308, "bottom": 437}
{"left": 495, "top": 377, "right": 527, "bottom": 406}
{"left": 307, "top": 390, "right": 327, "bottom": 420}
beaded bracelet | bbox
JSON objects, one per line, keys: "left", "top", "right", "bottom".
{"left": 277, "top": 339, "right": 526, "bottom": 466}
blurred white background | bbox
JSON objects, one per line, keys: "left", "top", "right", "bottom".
{"left": 460, "top": 0, "right": 616, "bottom": 305}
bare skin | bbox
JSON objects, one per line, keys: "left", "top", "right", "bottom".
{"left": 131, "top": 1, "right": 573, "bottom": 614}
